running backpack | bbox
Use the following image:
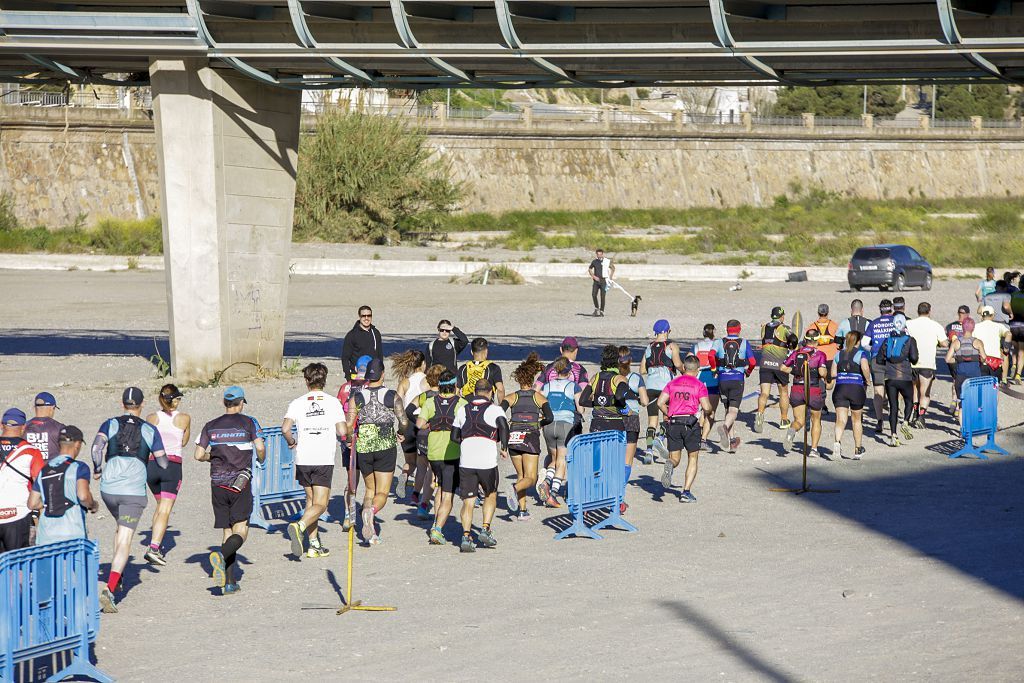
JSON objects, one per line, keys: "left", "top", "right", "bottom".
{"left": 722, "top": 338, "right": 742, "bottom": 369}
{"left": 589, "top": 372, "right": 618, "bottom": 408}
{"left": 646, "top": 341, "right": 671, "bottom": 368}
{"left": 461, "top": 399, "right": 498, "bottom": 440}
{"left": 509, "top": 390, "right": 541, "bottom": 425}
{"left": 355, "top": 387, "right": 397, "bottom": 451}
{"left": 886, "top": 335, "right": 910, "bottom": 360}
{"left": 545, "top": 380, "right": 577, "bottom": 420}
{"left": 847, "top": 315, "right": 868, "bottom": 335}
{"left": 762, "top": 321, "right": 784, "bottom": 346}
{"left": 428, "top": 395, "right": 459, "bottom": 433}
{"left": 460, "top": 360, "right": 491, "bottom": 398}
{"left": 108, "top": 415, "right": 144, "bottom": 462}
{"left": 791, "top": 348, "right": 812, "bottom": 384}
{"left": 40, "top": 459, "right": 76, "bottom": 518}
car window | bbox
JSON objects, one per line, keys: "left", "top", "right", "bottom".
{"left": 853, "top": 248, "right": 890, "bottom": 261}
{"left": 908, "top": 248, "right": 924, "bottom": 262}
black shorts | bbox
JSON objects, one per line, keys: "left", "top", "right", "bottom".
{"left": 430, "top": 459, "right": 460, "bottom": 494}
{"left": 791, "top": 385, "right": 825, "bottom": 411}
{"left": 1011, "top": 322, "right": 1024, "bottom": 343}
{"left": 832, "top": 384, "right": 867, "bottom": 410}
{"left": 625, "top": 431, "right": 639, "bottom": 445}
{"left": 591, "top": 416, "right": 626, "bottom": 433}
{"left": 870, "top": 358, "right": 886, "bottom": 385}
{"left": 646, "top": 390, "right": 662, "bottom": 417}
{"left": 508, "top": 424, "right": 542, "bottom": 455}
{"left": 719, "top": 380, "right": 744, "bottom": 410}
{"left": 459, "top": 466, "right": 498, "bottom": 497}
{"left": 211, "top": 485, "right": 254, "bottom": 529}
{"left": 0, "top": 515, "right": 32, "bottom": 553}
{"left": 759, "top": 368, "right": 789, "bottom": 386}
{"left": 296, "top": 464, "right": 334, "bottom": 488}
{"left": 356, "top": 447, "right": 398, "bottom": 476}
{"left": 912, "top": 368, "right": 935, "bottom": 381}
{"left": 147, "top": 459, "right": 183, "bottom": 499}
{"left": 665, "top": 416, "right": 701, "bottom": 454}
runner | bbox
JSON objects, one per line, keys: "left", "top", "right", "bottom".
{"left": 390, "top": 350, "right": 428, "bottom": 501}
{"left": 588, "top": 248, "right": 614, "bottom": 317}
{"left": 754, "top": 306, "right": 793, "bottom": 433}
{"left": 781, "top": 329, "right": 830, "bottom": 457}
{"left": 451, "top": 379, "right": 509, "bottom": 552}
{"left": 694, "top": 324, "right": 720, "bottom": 449}
{"left": 28, "top": 425, "right": 97, "bottom": 545}
{"left": 336, "top": 355, "right": 371, "bottom": 530}
{"left": 458, "top": 337, "right": 505, "bottom": 404}
{"left": 657, "top": 355, "right": 712, "bottom": 503}
{"left": 25, "top": 392, "right": 64, "bottom": 460}
{"left": 945, "top": 305, "right": 974, "bottom": 409}
{"left": 617, "top": 345, "right": 648, "bottom": 511}
{"left": 417, "top": 370, "right": 465, "bottom": 544}
{"left": 501, "top": 353, "right": 552, "bottom": 520}
{"left": 1008, "top": 287, "right": 1024, "bottom": 384}
{"left": 538, "top": 358, "right": 583, "bottom": 507}
{"left": 91, "top": 387, "right": 168, "bottom": 612}
{"left": 861, "top": 299, "right": 898, "bottom": 433}
{"left": 974, "top": 305, "right": 1011, "bottom": 383}
{"left": 282, "top": 363, "right": 346, "bottom": 560}
{"left": 877, "top": 316, "right": 919, "bottom": 447}
{"left": 832, "top": 331, "right": 871, "bottom": 460}
{"left": 0, "top": 408, "right": 44, "bottom": 553}
{"left": 905, "top": 302, "right": 948, "bottom": 429}
{"left": 945, "top": 318, "right": 986, "bottom": 417}
{"left": 341, "top": 305, "right": 383, "bottom": 378}
{"left": 710, "top": 320, "right": 756, "bottom": 453}
{"left": 835, "top": 299, "right": 869, "bottom": 345}
{"left": 892, "top": 296, "right": 907, "bottom": 318}
{"left": 426, "top": 319, "right": 470, "bottom": 374}
{"left": 411, "top": 363, "right": 447, "bottom": 520}
{"left": 639, "top": 320, "right": 683, "bottom": 459}
{"left": 808, "top": 304, "right": 840, "bottom": 379}
{"left": 976, "top": 266, "right": 997, "bottom": 302}
{"left": 194, "top": 386, "right": 265, "bottom": 597}
{"left": 579, "top": 346, "right": 639, "bottom": 501}
{"left": 347, "top": 358, "right": 407, "bottom": 546}
{"left": 143, "top": 384, "right": 190, "bottom": 566}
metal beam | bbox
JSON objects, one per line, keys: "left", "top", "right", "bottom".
{"left": 287, "top": 0, "right": 375, "bottom": 84}
{"left": 201, "top": 2, "right": 274, "bottom": 22}
{"left": 388, "top": 0, "right": 476, "bottom": 84}
{"left": 494, "top": 0, "right": 577, "bottom": 85}
{"left": 509, "top": 2, "right": 575, "bottom": 22}
{"left": 709, "top": 0, "right": 795, "bottom": 83}
{"left": 403, "top": 3, "right": 474, "bottom": 22}
{"left": 723, "top": 0, "right": 786, "bottom": 21}
{"left": 936, "top": 0, "right": 1019, "bottom": 82}
{"left": 301, "top": 2, "right": 373, "bottom": 22}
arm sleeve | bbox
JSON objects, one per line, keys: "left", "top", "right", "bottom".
{"left": 615, "top": 380, "right": 637, "bottom": 403}
{"left": 453, "top": 327, "right": 469, "bottom": 353}
{"left": 90, "top": 423, "right": 108, "bottom": 473}
{"left": 500, "top": 399, "right": 511, "bottom": 411}
{"left": 707, "top": 351, "right": 718, "bottom": 371}
{"left": 496, "top": 416, "right": 510, "bottom": 449}
{"left": 578, "top": 384, "right": 594, "bottom": 408}
{"left": 540, "top": 402, "right": 554, "bottom": 427}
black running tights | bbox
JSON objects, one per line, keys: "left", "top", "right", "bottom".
{"left": 886, "top": 380, "right": 914, "bottom": 434}
{"left": 592, "top": 280, "right": 606, "bottom": 312}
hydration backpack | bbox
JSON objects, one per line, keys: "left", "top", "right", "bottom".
{"left": 792, "top": 348, "right": 812, "bottom": 383}
{"left": 762, "top": 321, "right": 784, "bottom": 346}
{"left": 722, "top": 338, "right": 742, "bottom": 369}
{"left": 847, "top": 315, "right": 868, "bottom": 335}
{"left": 646, "top": 341, "right": 671, "bottom": 368}
{"left": 40, "top": 459, "right": 76, "bottom": 518}
{"left": 886, "top": 335, "right": 910, "bottom": 360}
{"left": 460, "top": 360, "right": 492, "bottom": 398}
{"left": 428, "top": 395, "right": 459, "bottom": 433}
{"left": 108, "top": 415, "right": 144, "bottom": 462}
{"left": 589, "top": 372, "right": 617, "bottom": 408}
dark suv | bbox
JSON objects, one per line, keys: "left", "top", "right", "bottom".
{"left": 847, "top": 244, "right": 933, "bottom": 291}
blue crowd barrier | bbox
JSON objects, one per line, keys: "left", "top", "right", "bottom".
{"left": 0, "top": 539, "right": 111, "bottom": 683}
{"left": 554, "top": 430, "right": 638, "bottom": 540}
{"left": 250, "top": 427, "right": 332, "bottom": 529}
{"left": 951, "top": 376, "right": 1009, "bottom": 459}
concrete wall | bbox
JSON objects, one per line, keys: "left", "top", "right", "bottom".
{"left": 1, "top": 107, "right": 1023, "bottom": 226}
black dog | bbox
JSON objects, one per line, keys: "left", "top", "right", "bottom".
{"left": 630, "top": 296, "right": 642, "bottom": 317}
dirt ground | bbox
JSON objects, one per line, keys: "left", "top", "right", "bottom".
{"left": 0, "top": 270, "right": 1021, "bottom": 682}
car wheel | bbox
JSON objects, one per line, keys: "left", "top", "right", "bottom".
{"left": 880, "top": 284, "right": 890, "bottom": 291}
{"left": 922, "top": 273, "right": 932, "bottom": 291}
{"left": 895, "top": 273, "right": 905, "bottom": 291}
{"left": 852, "top": 285, "right": 863, "bottom": 291}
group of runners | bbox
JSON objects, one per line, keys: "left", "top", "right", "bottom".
{"left": 1, "top": 277, "right": 1022, "bottom": 608}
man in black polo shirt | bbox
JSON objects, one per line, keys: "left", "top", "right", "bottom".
{"left": 588, "top": 249, "right": 615, "bottom": 317}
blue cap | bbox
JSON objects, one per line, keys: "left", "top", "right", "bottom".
{"left": 34, "top": 392, "right": 57, "bottom": 408}
{"left": 653, "top": 319, "right": 670, "bottom": 334}
{"left": 223, "top": 386, "right": 246, "bottom": 402}
{"left": 2, "top": 408, "right": 26, "bottom": 426}
{"left": 355, "top": 355, "right": 373, "bottom": 371}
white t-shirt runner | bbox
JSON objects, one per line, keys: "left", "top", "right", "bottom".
{"left": 452, "top": 402, "right": 505, "bottom": 470}
{"left": 285, "top": 391, "right": 346, "bottom": 466}
{"left": 906, "top": 317, "right": 947, "bottom": 370}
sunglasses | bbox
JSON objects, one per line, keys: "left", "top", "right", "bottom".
{"left": 439, "top": 328, "right": 452, "bottom": 333}
{"left": 360, "top": 313, "right": 373, "bottom": 319}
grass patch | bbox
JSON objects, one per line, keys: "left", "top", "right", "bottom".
{"left": 450, "top": 264, "right": 525, "bottom": 285}
{"left": 0, "top": 203, "right": 162, "bottom": 255}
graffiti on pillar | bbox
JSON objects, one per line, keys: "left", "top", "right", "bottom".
{"left": 233, "top": 283, "right": 263, "bottom": 332}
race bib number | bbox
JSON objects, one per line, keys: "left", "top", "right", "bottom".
{"left": 509, "top": 431, "right": 527, "bottom": 446}
{"left": 0, "top": 508, "right": 15, "bottom": 520}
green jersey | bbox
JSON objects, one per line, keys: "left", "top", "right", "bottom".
{"left": 419, "top": 394, "right": 465, "bottom": 461}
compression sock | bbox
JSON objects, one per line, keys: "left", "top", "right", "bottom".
{"left": 551, "top": 478, "right": 563, "bottom": 496}
{"left": 107, "top": 571, "right": 122, "bottom": 592}
{"left": 646, "top": 427, "right": 656, "bottom": 441}
{"left": 222, "top": 533, "right": 244, "bottom": 577}
{"left": 544, "top": 468, "right": 555, "bottom": 484}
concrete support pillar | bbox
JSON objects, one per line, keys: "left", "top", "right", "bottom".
{"left": 150, "top": 59, "right": 301, "bottom": 382}
{"left": 432, "top": 102, "right": 447, "bottom": 123}
{"left": 741, "top": 111, "right": 752, "bottom": 131}
{"left": 802, "top": 112, "right": 815, "bottom": 130}
{"left": 522, "top": 104, "right": 533, "bottom": 129}
{"left": 861, "top": 113, "right": 874, "bottom": 129}
{"left": 919, "top": 114, "right": 930, "bottom": 130}
{"left": 673, "top": 110, "right": 685, "bottom": 131}
{"left": 970, "top": 115, "right": 983, "bottom": 130}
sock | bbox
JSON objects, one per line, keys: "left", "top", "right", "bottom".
{"left": 149, "top": 543, "right": 159, "bottom": 551}
{"left": 462, "top": 531, "right": 472, "bottom": 539}
{"left": 107, "top": 571, "right": 122, "bottom": 592}
{"left": 222, "top": 533, "right": 244, "bottom": 580}
{"left": 544, "top": 468, "right": 555, "bottom": 483}
{"left": 483, "top": 523, "right": 491, "bottom": 532}
{"left": 309, "top": 536, "right": 322, "bottom": 549}
{"left": 646, "top": 427, "right": 655, "bottom": 441}
{"left": 297, "top": 520, "right": 307, "bottom": 533}
{"left": 551, "top": 478, "right": 563, "bottom": 495}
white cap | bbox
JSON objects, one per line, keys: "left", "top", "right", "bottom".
{"left": 980, "top": 305, "right": 995, "bottom": 317}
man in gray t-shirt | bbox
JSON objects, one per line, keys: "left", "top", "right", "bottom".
{"left": 984, "top": 282, "right": 1012, "bottom": 324}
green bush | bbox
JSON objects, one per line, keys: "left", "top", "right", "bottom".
{"left": 0, "top": 198, "right": 162, "bottom": 254}
{"left": 294, "top": 111, "right": 463, "bottom": 244}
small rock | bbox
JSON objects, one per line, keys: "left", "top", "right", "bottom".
{"left": 842, "top": 589, "right": 855, "bottom": 598}
{"left": 718, "top": 532, "right": 726, "bottom": 538}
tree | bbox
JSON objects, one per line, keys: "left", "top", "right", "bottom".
{"left": 774, "top": 85, "right": 904, "bottom": 117}
{"left": 934, "top": 84, "right": 1010, "bottom": 120}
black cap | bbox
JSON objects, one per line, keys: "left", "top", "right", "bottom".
{"left": 958, "top": 304, "right": 971, "bottom": 314}
{"left": 364, "top": 358, "right": 385, "bottom": 382}
{"left": 160, "top": 387, "right": 183, "bottom": 400}
{"left": 879, "top": 299, "right": 893, "bottom": 312}
{"left": 893, "top": 296, "right": 906, "bottom": 310}
{"left": 58, "top": 425, "right": 84, "bottom": 443}
{"left": 122, "top": 387, "right": 144, "bottom": 406}
{"left": 771, "top": 306, "right": 785, "bottom": 319}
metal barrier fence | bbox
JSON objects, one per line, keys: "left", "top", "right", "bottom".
{"left": 554, "top": 430, "right": 637, "bottom": 540}
{"left": 250, "top": 427, "right": 310, "bottom": 529}
{"left": 0, "top": 539, "right": 111, "bottom": 683}
{"left": 950, "top": 376, "right": 1009, "bottom": 459}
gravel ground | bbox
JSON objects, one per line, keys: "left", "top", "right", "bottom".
{"left": 0, "top": 270, "right": 1021, "bottom": 682}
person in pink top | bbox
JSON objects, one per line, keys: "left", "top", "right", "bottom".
{"left": 144, "top": 384, "right": 190, "bottom": 566}
{"left": 781, "top": 329, "right": 831, "bottom": 457}
{"left": 656, "top": 355, "right": 713, "bottom": 503}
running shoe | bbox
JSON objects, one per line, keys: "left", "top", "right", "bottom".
{"left": 477, "top": 528, "right": 497, "bottom": 548}
{"left": 287, "top": 521, "right": 305, "bottom": 558}
{"left": 475, "top": 492, "right": 484, "bottom": 508}
{"left": 460, "top": 535, "right": 475, "bottom": 553}
{"left": 916, "top": 414, "right": 927, "bottom": 430}
{"left": 1012, "top": 375, "right": 1022, "bottom": 385}
{"left": 537, "top": 478, "right": 551, "bottom": 502}
{"left": 593, "top": 308, "right": 601, "bottom": 317}
{"left": 223, "top": 583, "right": 242, "bottom": 596}
{"left": 636, "top": 449, "right": 653, "bottom": 465}
{"left": 783, "top": 428, "right": 796, "bottom": 450}
{"left": 429, "top": 527, "right": 446, "bottom": 545}
{"left": 306, "top": 546, "right": 331, "bottom": 559}
{"left": 660, "top": 459, "right": 674, "bottom": 489}
{"left": 361, "top": 508, "right": 374, "bottom": 543}
{"left": 699, "top": 439, "right": 709, "bottom": 452}
{"left": 396, "top": 472, "right": 409, "bottom": 500}
{"left": 517, "top": 510, "right": 532, "bottom": 522}
{"left": 888, "top": 434, "right": 900, "bottom": 448}
{"left": 99, "top": 586, "right": 118, "bottom": 614}
{"left": 853, "top": 446, "right": 865, "bottom": 460}
{"left": 411, "top": 490, "right": 420, "bottom": 506}
{"left": 875, "top": 422, "right": 884, "bottom": 435}
{"left": 808, "top": 448, "right": 820, "bottom": 459}
{"left": 753, "top": 412, "right": 765, "bottom": 433}
{"left": 416, "top": 503, "right": 431, "bottom": 520}
{"left": 342, "top": 513, "right": 353, "bottom": 532}
{"left": 369, "top": 534, "right": 382, "bottom": 546}
{"left": 900, "top": 422, "right": 914, "bottom": 441}
{"left": 729, "top": 437, "right": 741, "bottom": 453}
{"left": 543, "top": 493, "right": 561, "bottom": 508}
{"left": 144, "top": 548, "right": 166, "bottom": 567}
{"left": 834, "top": 442, "right": 844, "bottom": 460}
{"left": 680, "top": 490, "right": 697, "bottom": 503}
{"left": 209, "top": 551, "right": 227, "bottom": 588}
{"left": 506, "top": 482, "right": 520, "bottom": 513}
{"left": 779, "top": 419, "right": 792, "bottom": 430}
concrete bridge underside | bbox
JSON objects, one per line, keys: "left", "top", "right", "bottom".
{"left": 3, "top": 2, "right": 1024, "bottom": 379}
